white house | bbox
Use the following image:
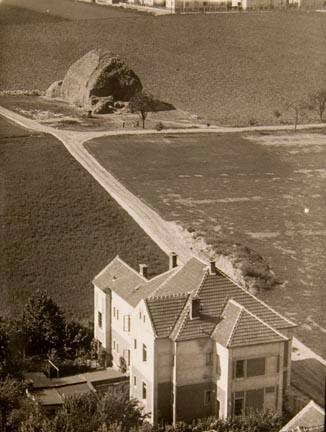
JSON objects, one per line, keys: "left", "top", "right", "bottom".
{"left": 93, "top": 253, "right": 296, "bottom": 424}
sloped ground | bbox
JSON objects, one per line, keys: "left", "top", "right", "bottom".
{"left": 0, "top": 117, "right": 167, "bottom": 320}
{"left": 0, "top": 1, "right": 325, "bottom": 125}
{"left": 85, "top": 132, "right": 326, "bottom": 357}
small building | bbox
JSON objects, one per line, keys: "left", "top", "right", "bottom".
{"left": 280, "top": 400, "right": 325, "bottom": 432}
{"left": 93, "top": 253, "right": 296, "bottom": 424}
{"left": 25, "top": 369, "right": 129, "bottom": 413}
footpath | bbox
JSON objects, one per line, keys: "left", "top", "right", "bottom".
{"left": 1, "top": 105, "right": 325, "bottom": 408}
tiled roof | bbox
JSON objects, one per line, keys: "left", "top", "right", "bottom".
{"left": 197, "top": 272, "right": 295, "bottom": 330}
{"left": 146, "top": 293, "right": 189, "bottom": 337}
{"left": 280, "top": 400, "right": 325, "bottom": 432}
{"left": 217, "top": 300, "right": 287, "bottom": 348}
{"left": 211, "top": 300, "right": 242, "bottom": 346}
{"left": 94, "top": 256, "right": 296, "bottom": 342}
{"left": 93, "top": 256, "right": 177, "bottom": 307}
{"left": 151, "top": 257, "right": 206, "bottom": 297}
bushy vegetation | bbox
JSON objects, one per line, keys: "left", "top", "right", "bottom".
{"left": 0, "top": 381, "right": 284, "bottom": 432}
{"left": 0, "top": 290, "right": 95, "bottom": 380}
{"left": 0, "top": 4, "right": 325, "bottom": 125}
{"left": 0, "top": 126, "right": 167, "bottom": 319}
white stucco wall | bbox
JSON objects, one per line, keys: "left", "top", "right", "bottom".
{"left": 130, "top": 300, "right": 156, "bottom": 422}
{"left": 94, "top": 285, "right": 110, "bottom": 349}
{"left": 230, "top": 341, "right": 286, "bottom": 414}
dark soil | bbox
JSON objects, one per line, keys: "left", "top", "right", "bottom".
{"left": 0, "top": 1, "right": 325, "bottom": 125}
{"left": 0, "top": 117, "right": 167, "bottom": 320}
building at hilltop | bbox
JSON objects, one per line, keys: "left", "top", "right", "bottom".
{"left": 89, "top": 0, "right": 319, "bottom": 14}
{"left": 93, "top": 253, "right": 296, "bottom": 424}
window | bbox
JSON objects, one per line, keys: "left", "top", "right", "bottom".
{"left": 247, "top": 357, "right": 265, "bottom": 377}
{"left": 113, "top": 340, "right": 116, "bottom": 350}
{"left": 142, "top": 344, "right": 147, "bottom": 362}
{"left": 127, "top": 349, "right": 131, "bottom": 366}
{"left": 117, "top": 343, "right": 119, "bottom": 354}
{"left": 116, "top": 309, "right": 119, "bottom": 320}
{"left": 233, "top": 391, "right": 244, "bottom": 416}
{"left": 113, "top": 307, "right": 116, "bottom": 318}
{"left": 265, "top": 386, "right": 275, "bottom": 394}
{"left": 142, "top": 382, "right": 147, "bottom": 400}
{"left": 234, "top": 360, "right": 245, "bottom": 379}
{"left": 123, "top": 315, "right": 131, "bottom": 332}
{"left": 246, "top": 389, "right": 264, "bottom": 412}
{"left": 97, "top": 311, "right": 103, "bottom": 329}
{"left": 276, "top": 355, "right": 280, "bottom": 373}
{"left": 133, "top": 375, "right": 137, "bottom": 387}
{"left": 134, "top": 338, "right": 137, "bottom": 349}
{"left": 206, "top": 352, "right": 213, "bottom": 366}
{"left": 204, "top": 390, "right": 212, "bottom": 405}
{"left": 233, "top": 358, "right": 266, "bottom": 379}
{"left": 143, "top": 315, "right": 146, "bottom": 323}
{"left": 139, "top": 311, "right": 142, "bottom": 319}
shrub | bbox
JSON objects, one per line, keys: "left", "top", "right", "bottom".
{"left": 155, "top": 122, "right": 164, "bottom": 131}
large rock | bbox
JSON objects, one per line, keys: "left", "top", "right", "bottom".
{"left": 56, "top": 49, "right": 142, "bottom": 108}
{"left": 45, "top": 80, "right": 63, "bottom": 99}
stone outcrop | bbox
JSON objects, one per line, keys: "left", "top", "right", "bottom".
{"left": 46, "top": 49, "right": 142, "bottom": 110}
{"left": 45, "top": 80, "right": 62, "bottom": 99}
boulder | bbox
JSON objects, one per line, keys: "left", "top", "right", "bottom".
{"left": 58, "top": 49, "right": 142, "bottom": 108}
{"left": 45, "top": 80, "right": 63, "bottom": 99}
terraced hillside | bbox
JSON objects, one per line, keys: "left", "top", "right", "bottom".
{"left": 0, "top": 0, "right": 325, "bottom": 125}
{"left": 0, "top": 117, "right": 167, "bottom": 319}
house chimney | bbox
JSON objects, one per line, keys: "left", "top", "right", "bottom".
{"left": 190, "top": 296, "right": 201, "bottom": 320}
{"left": 139, "top": 264, "right": 148, "bottom": 279}
{"left": 209, "top": 259, "right": 216, "bottom": 275}
{"left": 169, "top": 252, "right": 178, "bottom": 270}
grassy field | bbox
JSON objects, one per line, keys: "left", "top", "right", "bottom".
{"left": 0, "top": 1, "right": 325, "bottom": 125}
{"left": 85, "top": 131, "right": 326, "bottom": 356}
{"left": 0, "top": 117, "right": 167, "bottom": 320}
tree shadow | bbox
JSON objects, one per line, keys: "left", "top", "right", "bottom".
{"left": 151, "top": 99, "right": 175, "bottom": 113}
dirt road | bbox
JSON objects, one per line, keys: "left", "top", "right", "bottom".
{"left": 1, "top": 105, "right": 326, "bottom": 370}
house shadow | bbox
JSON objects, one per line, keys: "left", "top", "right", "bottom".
{"left": 291, "top": 358, "right": 326, "bottom": 408}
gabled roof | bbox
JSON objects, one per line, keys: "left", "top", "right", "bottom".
{"left": 213, "top": 299, "right": 287, "bottom": 348}
{"left": 93, "top": 256, "right": 178, "bottom": 307}
{"left": 146, "top": 293, "right": 189, "bottom": 337}
{"left": 150, "top": 257, "right": 206, "bottom": 297}
{"left": 94, "top": 256, "right": 296, "bottom": 341}
{"left": 280, "top": 400, "right": 325, "bottom": 432}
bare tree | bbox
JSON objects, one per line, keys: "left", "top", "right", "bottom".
{"left": 129, "top": 91, "right": 155, "bottom": 129}
{"left": 308, "top": 89, "right": 326, "bottom": 122}
{"left": 285, "top": 98, "right": 307, "bottom": 132}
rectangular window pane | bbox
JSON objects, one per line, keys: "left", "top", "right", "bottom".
{"left": 204, "top": 390, "right": 212, "bottom": 405}
{"left": 98, "top": 311, "right": 102, "bottom": 328}
{"left": 234, "top": 397, "right": 244, "bottom": 416}
{"left": 247, "top": 357, "right": 265, "bottom": 377}
{"left": 143, "top": 344, "right": 147, "bottom": 362}
{"left": 134, "top": 338, "right": 137, "bottom": 349}
{"left": 142, "top": 382, "right": 147, "bottom": 399}
{"left": 127, "top": 349, "right": 130, "bottom": 366}
{"left": 235, "top": 360, "right": 245, "bottom": 378}
{"left": 133, "top": 375, "right": 137, "bottom": 387}
{"left": 246, "top": 388, "right": 264, "bottom": 411}
{"left": 266, "top": 386, "right": 275, "bottom": 394}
